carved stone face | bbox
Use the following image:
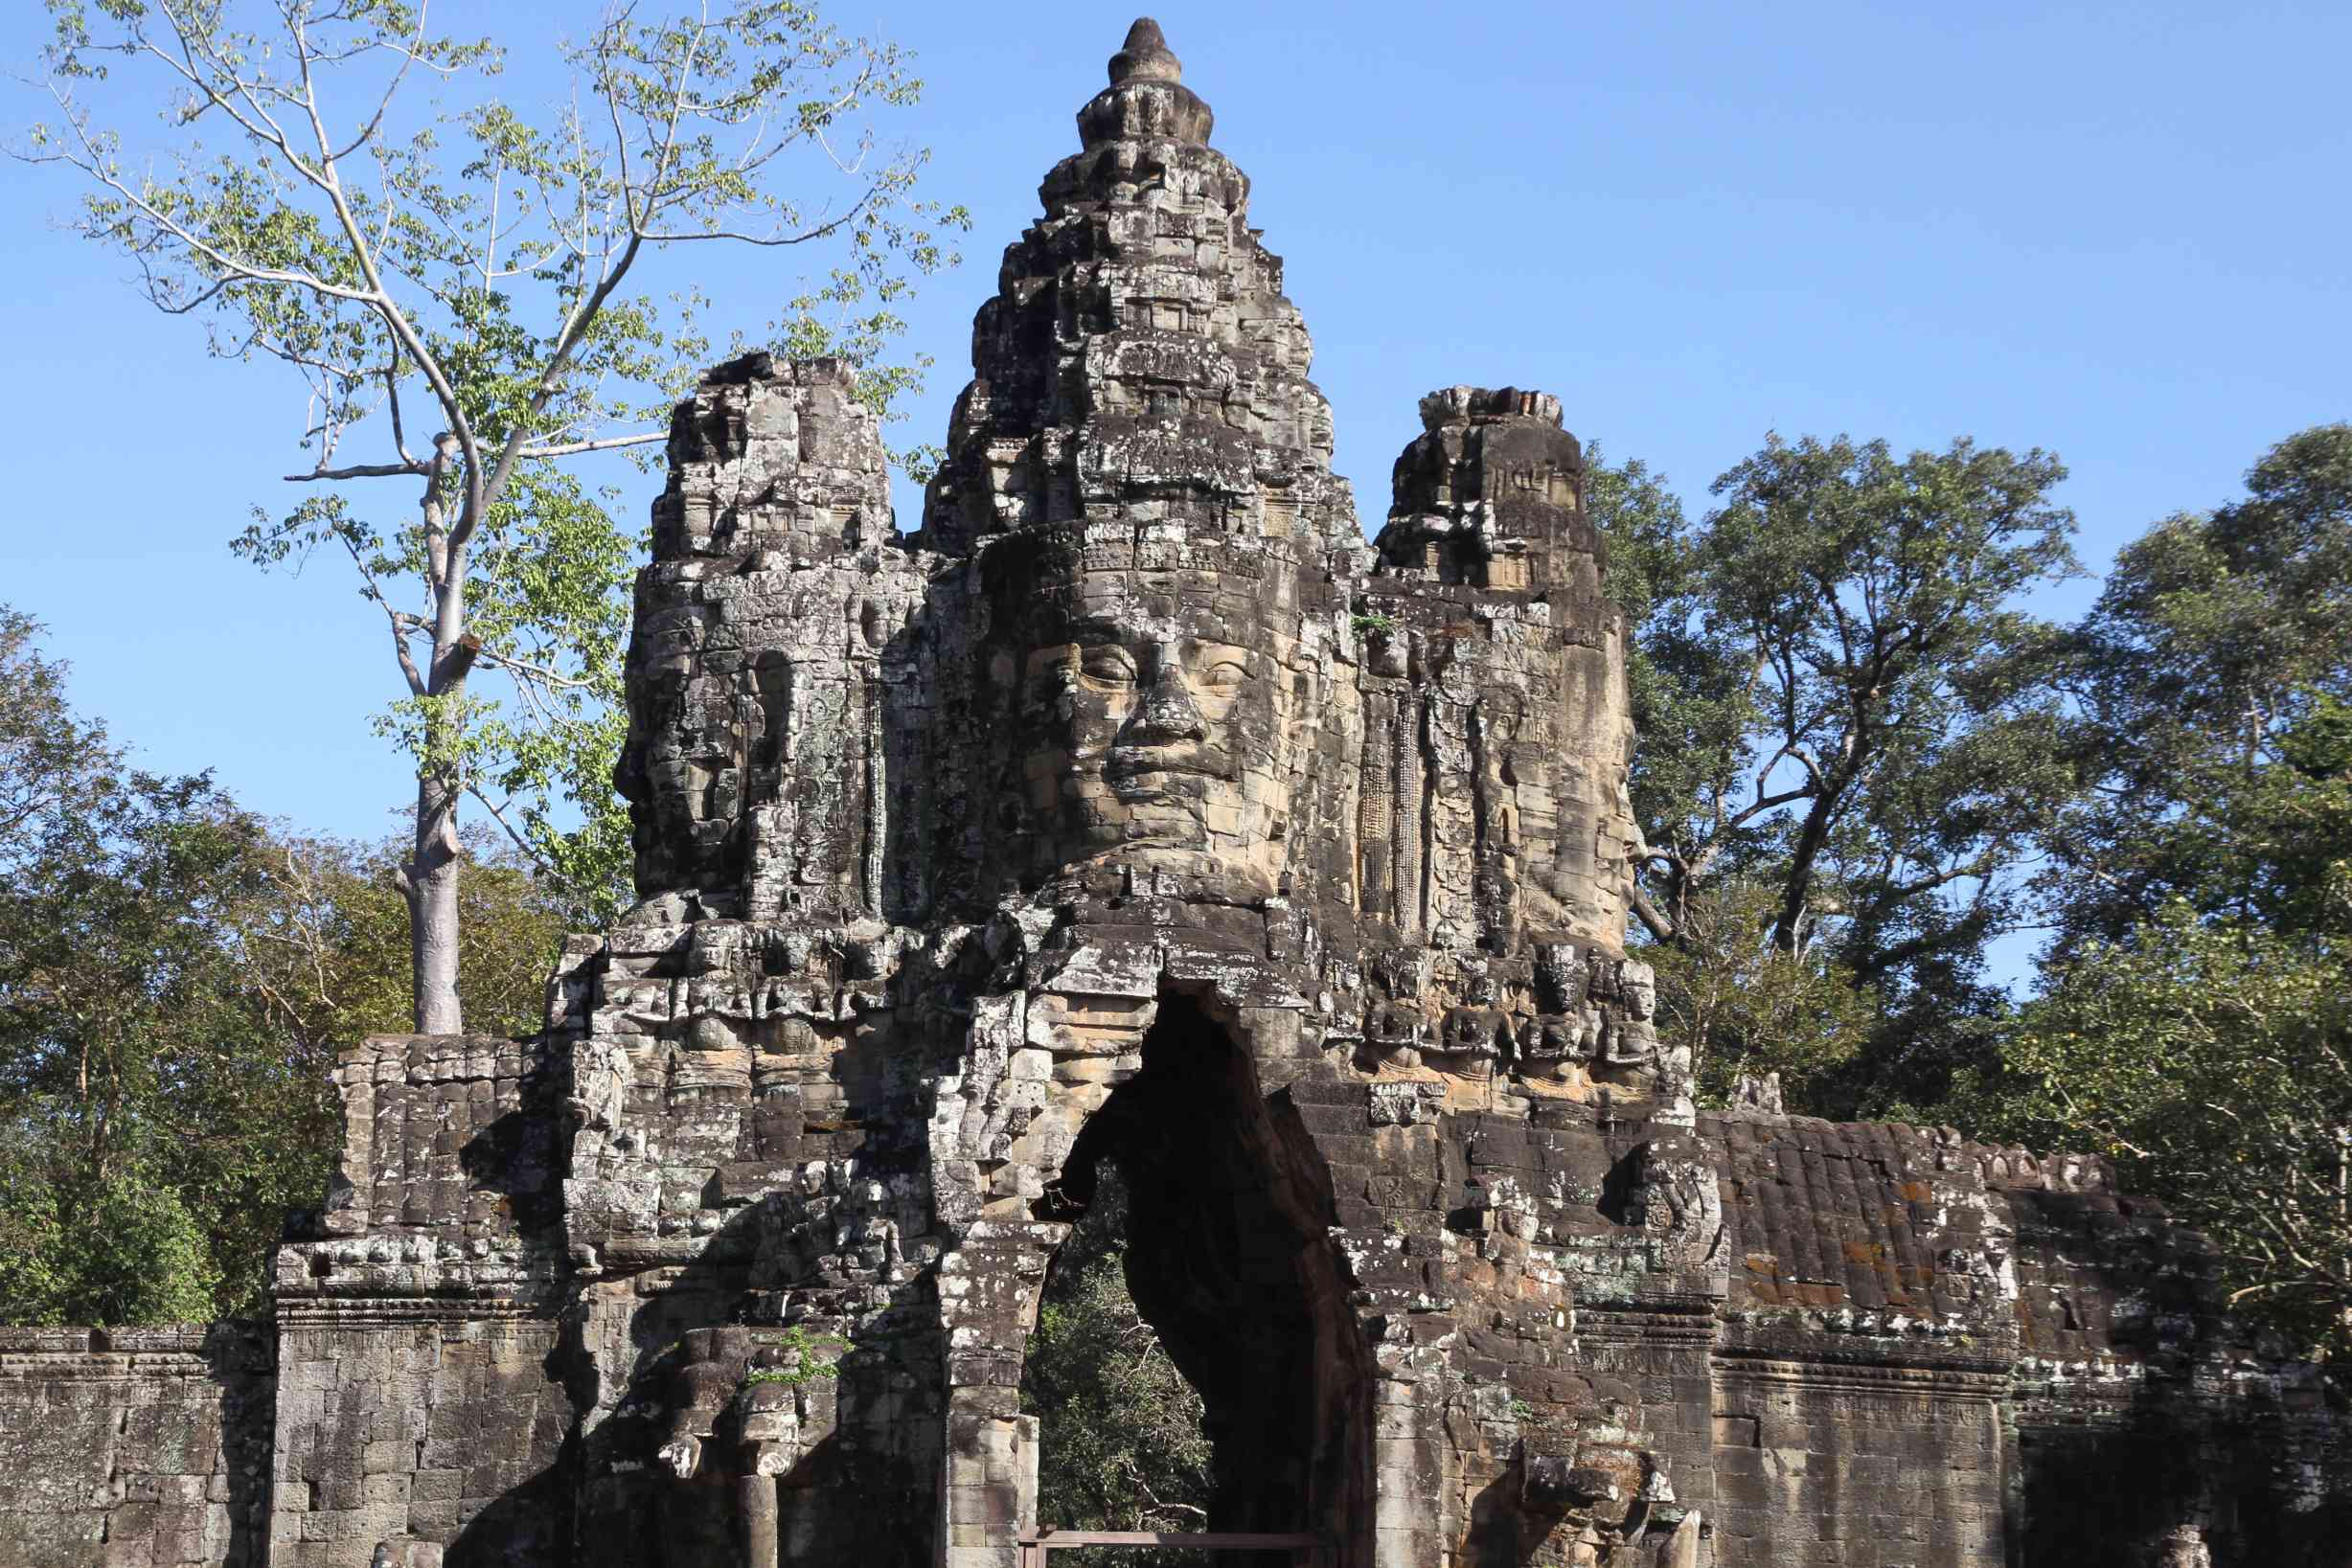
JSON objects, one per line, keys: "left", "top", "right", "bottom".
{"left": 1439, "top": 1007, "right": 1506, "bottom": 1059}
{"left": 1519, "top": 1013, "right": 1591, "bottom": 1065}
{"left": 1617, "top": 959, "right": 1656, "bottom": 1022}
{"left": 1535, "top": 943, "right": 1595, "bottom": 1014}
{"left": 996, "top": 546, "right": 1300, "bottom": 894}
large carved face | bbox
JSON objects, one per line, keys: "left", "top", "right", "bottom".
{"left": 989, "top": 537, "right": 1302, "bottom": 896}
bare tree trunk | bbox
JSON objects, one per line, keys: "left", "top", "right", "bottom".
{"left": 1771, "top": 787, "right": 1842, "bottom": 954}
{"left": 400, "top": 437, "right": 472, "bottom": 1034}
{"left": 405, "top": 768, "right": 464, "bottom": 1033}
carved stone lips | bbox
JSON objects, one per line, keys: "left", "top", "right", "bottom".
{"left": 1104, "top": 746, "right": 1226, "bottom": 786}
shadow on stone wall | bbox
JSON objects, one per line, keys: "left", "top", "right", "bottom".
{"left": 443, "top": 1455, "right": 570, "bottom": 1568}
{"left": 2006, "top": 1186, "right": 2351, "bottom": 1566}
{"left": 206, "top": 1320, "right": 276, "bottom": 1568}
{"left": 563, "top": 1166, "right": 945, "bottom": 1568}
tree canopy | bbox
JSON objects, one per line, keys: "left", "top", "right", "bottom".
{"left": 1992, "top": 424, "right": 2352, "bottom": 1352}
{"left": 1592, "top": 434, "right": 2081, "bottom": 1115}
{"left": 0, "top": 606, "right": 563, "bottom": 1324}
{"left": 2046, "top": 424, "right": 2352, "bottom": 949}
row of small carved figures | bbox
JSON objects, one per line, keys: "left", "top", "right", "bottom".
{"left": 1356, "top": 999, "right": 1661, "bottom": 1078}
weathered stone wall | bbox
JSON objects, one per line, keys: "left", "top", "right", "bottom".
{"left": 2002, "top": 1179, "right": 2352, "bottom": 1566}
{"left": 1705, "top": 1359, "right": 2006, "bottom": 1568}
{"left": 0, "top": 1323, "right": 272, "bottom": 1568}
{"left": 267, "top": 1035, "right": 570, "bottom": 1566}
{"left": 263, "top": 1313, "right": 566, "bottom": 1566}
{"left": 1703, "top": 1117, "right": 2016, "bottom": 1568}
{"left": 1279, "top": 1080, "right": 2021, "bottom": 1567}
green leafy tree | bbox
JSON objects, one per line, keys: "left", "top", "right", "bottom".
{"left": 0, "top": 761, "right": 266, "bottom": 1190}
{"left": 1666, "top": 435, "right": 2079, "bottom": 964}
{"left": 0, "top": 606, "right": 110, "bottom": 849}
{"left": 2046, "top": 424, "right": 2352, "bottom": 949}
{"left": 1585, "top": 446, "right": 1752, "bottom": 892}
{"left": 0, "top": 608, "right": 234, "bottom": 1322}
{"left": 0, "top": 1143, "right": 222, "bottom": 1328}
{"left": 235, "top": 827, "right": 568, "bottom": 1056}
{"left": 1022, "top": 1169, "right": 1213, "bottom": 1560}
{"left": 1640, "top": 877, "right": 1879, "bottom": 1107}
{"left": 0, "top": 812, "right": 566, "bottom": 1324}
{"left": 1985, "top": 425, "right": 2352, "bottom": 1353}
{"left": 2000, "top": 903, "right": 2352, "bottom": 1353}
{"left": 1587, "top": 450, "right": 1862, "bottom": 1100}
{"left": 20, "top": 0, "right": 965, "bottom": 1028}
{"left": 0, "top": 750, "right": 284, "bottom": 1322}
{"left": 171, "top": 825, "right": 565, "bottom": 1315}
{"left": 1589, "top": 438, "right": 2079, "bottom": 1110}
{"left": 0, "top": 610, "right": 565, "bottom": 1321}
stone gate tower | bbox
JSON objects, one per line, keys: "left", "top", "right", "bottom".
{"left": 536, "top": 16, "right": 1657, "bottom": 1560}
{"left": 17, "top": 17, "right": 2322, "bottom": 1568}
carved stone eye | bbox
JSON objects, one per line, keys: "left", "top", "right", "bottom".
{"left": 1199, "top": 659, "right": 1248, "bottom": 697}
{"left": 1079, "top": 645, "right": 1137, "bottom": 689}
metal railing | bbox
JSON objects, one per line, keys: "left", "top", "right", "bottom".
{"left": 1015, "top": 1531, "right": 1334, "bottom": 1568}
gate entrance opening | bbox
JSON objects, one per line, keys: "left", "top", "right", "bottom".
{"left": 1028, "top": 992, "right": 1365, "bottom": 1564}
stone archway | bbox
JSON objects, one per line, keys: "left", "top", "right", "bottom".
{"left": 1038, "top": 990, "right": 1370, "bottom": 1559}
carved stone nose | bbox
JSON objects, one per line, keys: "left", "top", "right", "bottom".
{"left": 1129, "top": 659, "right": 1206, "bottom": 743}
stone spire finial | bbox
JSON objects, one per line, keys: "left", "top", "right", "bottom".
{"left": 1109, "top": 17, "right": 1182, "bottom": 84}
{"left": 1075, "top": 16, "right": 1211, "bottom": 148}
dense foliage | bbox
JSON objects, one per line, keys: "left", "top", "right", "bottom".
{"left": 1594, "top": 423, "right": 2352, "bottom": 1351}
{"left": 2000, "top": 905, "right": 2349, "bottom": 1350}
{"left": 2044, "top": 425, "right": 2352, "bottom": 950}
{"left": 1591, "top": 435, "right": 2081, "bottom": 1118}
{"left": 1998, "top": 424, "right": 2352, "bottom": 1350}
{"left": 0, "top": 608, "right": 563, "bottom": 1324}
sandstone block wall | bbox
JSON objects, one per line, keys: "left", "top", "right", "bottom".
{"left": 1704, "top": 1361, "right": 2006, "bottom": 1568}
{"left": 266, "top": 1035, "right": 569, "bottom": 1566}
{"left": 263, "top": 1316, "right": 565, "bottom": 1567}
{"left": 0, "top": 1323, "right": 272, "bottom": 1568}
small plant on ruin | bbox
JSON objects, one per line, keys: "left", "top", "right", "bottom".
{"left": 742, "top": 1326, "right": 846, "bottom": 1390}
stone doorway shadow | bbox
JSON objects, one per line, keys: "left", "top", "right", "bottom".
{"left": 1030, "top": 989, "right": 1371, "bottom": 1565}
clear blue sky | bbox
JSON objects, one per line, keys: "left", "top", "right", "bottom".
{"left": 4, "top": 0, "right": 2348, "bottom": 852}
